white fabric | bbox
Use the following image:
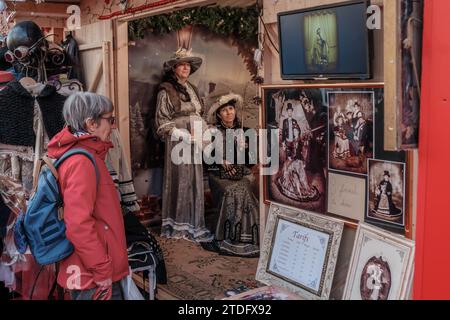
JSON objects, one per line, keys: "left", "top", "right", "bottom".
{"left": 0, "top": 263, "right": 15, "bottom": 289}
{"left": 120, "top": 268, "right": 145, "bottom": 300}
{"left": 288, "top": 118, "right": 293, "bottom": 142}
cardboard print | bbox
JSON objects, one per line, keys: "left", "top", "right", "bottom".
{"left": 328, "top": 91, "right": 374, "bottom": 175}
{"left": 327, "top": 172, "right": 366, "bottom": 222}
{"left": 343, "top": 223, "right": 415, "bottom": 300}
{"left": 367, "top": 159, "right": 405, "bottom": 228}
{"left": 359, "top": 256, "right": 392, "bottom": 300}
{"left": 264, "top": 87, "right": 327, "bottom": 213}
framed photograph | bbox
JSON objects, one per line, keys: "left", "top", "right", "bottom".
{"left": 262, "top": 85, "right": 328, "bottom": 213}
{"left": 262, "top": 83, "right": 382, "bottom": 215}
{"left": 256, "top": 203, "right": 344, "bottom": 300}
{"left": 399, "top": 0, "right": 423, "bottom": 149}
{"left": 366, "top": 159, "right": 406, "bottom": 230}
{"left": 328, "top": 91, "right": 374, "bottom": 175}
{"left": 384, "top": 0, "right": 423, "bottom": 150}
{"left": 327, "top": 172, "right": 367, "bottom": 222}
{"left": 343, "top": 223, "right": 415, "bottom": 300}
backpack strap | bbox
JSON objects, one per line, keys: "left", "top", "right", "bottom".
{"left": 31, "top": 160, "right": 45, "bottom": 193}
{"left": 42, "top": 156, "right": 60, "bottom": 180}
{"left": 52, "top": 148, "right": 100, "bottom": 186}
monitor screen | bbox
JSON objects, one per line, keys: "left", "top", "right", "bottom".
{"left": 278, "top": 0, "right": 370, "bottom": 80}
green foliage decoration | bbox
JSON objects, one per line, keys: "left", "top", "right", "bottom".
{"left": 128, "top": 5, "right": 259, "bottom": 45}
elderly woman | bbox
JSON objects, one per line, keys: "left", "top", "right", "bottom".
{"left": 155, "top": 49, "right": 213, "bottom": 243}
{"left": 204, "top": 92, "right": 259, "bottom": 257}
{"left": 47, "top": 92, "right": 129, "bottom": 300}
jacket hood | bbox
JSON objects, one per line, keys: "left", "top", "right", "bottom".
{"left": 48, "top": 126, "right": 113, "bottom": 160}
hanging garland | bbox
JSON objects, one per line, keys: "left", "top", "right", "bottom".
{"left": 128, "top": 5, "right": 259, "bottom": 44}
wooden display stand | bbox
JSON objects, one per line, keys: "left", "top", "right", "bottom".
{"left": 224, "top": 285, "right": 300, "bottom": 300}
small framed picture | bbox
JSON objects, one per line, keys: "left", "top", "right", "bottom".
{"left": 328, "top": 91, "right": 375, "bottom": 175}
{"left": 366, "top": 159, "right": 406, "bottom": 230}
{"left": 256, "top": 203, "right": 344, "bottom": 300}
{"left": 343, "top": 223, "right": 415, "bottom": 300}
{"left": 327, "top": 172, "right": 367, "bottom": 222}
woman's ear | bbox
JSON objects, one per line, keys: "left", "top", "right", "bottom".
{"left": 85, "top": 118, "right": 97, "bottom": 133}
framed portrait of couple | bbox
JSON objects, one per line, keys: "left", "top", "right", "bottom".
{"left": 261, "top": 83, "right": 410, "bottom": 235}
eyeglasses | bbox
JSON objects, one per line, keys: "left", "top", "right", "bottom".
{"left": 101, "top": 116, "right": 116, "bottom": 125}
{"left": 4, "top": 46, "right": 31, "bottom": 63}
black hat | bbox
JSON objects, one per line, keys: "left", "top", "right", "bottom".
{"left": 383, "top": 171, "right": 390, "bottom": 177}
{"left": 287, "top": 103, "right": 293, "bottom": 111}
{"left": 6, "top": 21, "right": 44, "bottom": 52}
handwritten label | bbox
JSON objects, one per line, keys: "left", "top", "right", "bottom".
{"left": 328, "top": 172, "right": 366, "bottom": 221}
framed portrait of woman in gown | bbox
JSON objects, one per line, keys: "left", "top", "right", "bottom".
{"left": 262, "top": 85, "right": 329, "bottom": 214}
{"left": 366, "top": 159, "right": 406, "bottom": 231}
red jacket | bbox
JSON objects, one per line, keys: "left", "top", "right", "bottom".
{"left": 47, "top": 127, "right": 129, "bottom": 290}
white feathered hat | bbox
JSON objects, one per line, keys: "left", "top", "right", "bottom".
{"left": 206, "top": 91, "right": 243, "bottom": 125}
{"left": 163, "top": 47, "right": 203, "bottom": 75}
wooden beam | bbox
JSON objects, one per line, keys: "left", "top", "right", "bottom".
{"left": 79, "top": 42, "right": 103, "bottom": 51}
{"left": 88, "top": 59, "right": 103, "bottom": 93}
{"left": 103, "top": 41, "right": 112, "bottom": 99}
{"left": 116, "top": 20, "right": 131, "bottom": 165}
{"left": 383, "top": 0, "right": 400, "bottom": 151}
{"left": 118, "top": 0, "right": 222, "bottom": 22}
{"left": 13, "top": 2, "right": 70, "bottom": 14}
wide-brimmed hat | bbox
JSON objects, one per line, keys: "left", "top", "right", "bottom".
{"left": 163, "top": 48, "right": 203, "bottom": 75}
{"left": 206, "top": 91, "right": 243, "bottom": 124}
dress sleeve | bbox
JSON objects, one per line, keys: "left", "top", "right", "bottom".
{"left": 155, "top": 90, "right": 176, "bottom": 139}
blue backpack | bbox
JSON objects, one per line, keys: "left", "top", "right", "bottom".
{"left": 14, "top": 148, "right": 99, "bottom": 265}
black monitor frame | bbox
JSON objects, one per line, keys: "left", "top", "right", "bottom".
{"left": 277, "top": 0, "right": 371, "bottom": 80}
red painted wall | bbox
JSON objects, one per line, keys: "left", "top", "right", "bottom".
{"left": 414, "top": 0, "right": 450, "bottom": 300}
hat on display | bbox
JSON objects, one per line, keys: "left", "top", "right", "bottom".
{"left": 163, "top": 47, "right": 203, "bottom": 75}
{"left": 6, "top": 21, "right": 45, "bottom": 53}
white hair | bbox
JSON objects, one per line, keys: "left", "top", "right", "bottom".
{"left": 63, "top": 92, "right": 113, "bottom": 132}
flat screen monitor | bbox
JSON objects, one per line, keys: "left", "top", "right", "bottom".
{"left": 278, "top": 0, "right": 370, "bottom": 80}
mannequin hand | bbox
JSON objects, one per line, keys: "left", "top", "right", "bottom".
{"left": 208, "top": 127, "right": 219, "bottom": 135}
{"left": 171, "top": 128, "right": 192, "bottom": 144}
{"left": 222, "top": 161, "right": 237, "bottom": 176}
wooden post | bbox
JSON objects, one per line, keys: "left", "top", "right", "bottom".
{"left": 116, "top": 20, "right": 131, "bottom": 165}
{"left": 383, "top": 0, "right": 400, "bottom": 151}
